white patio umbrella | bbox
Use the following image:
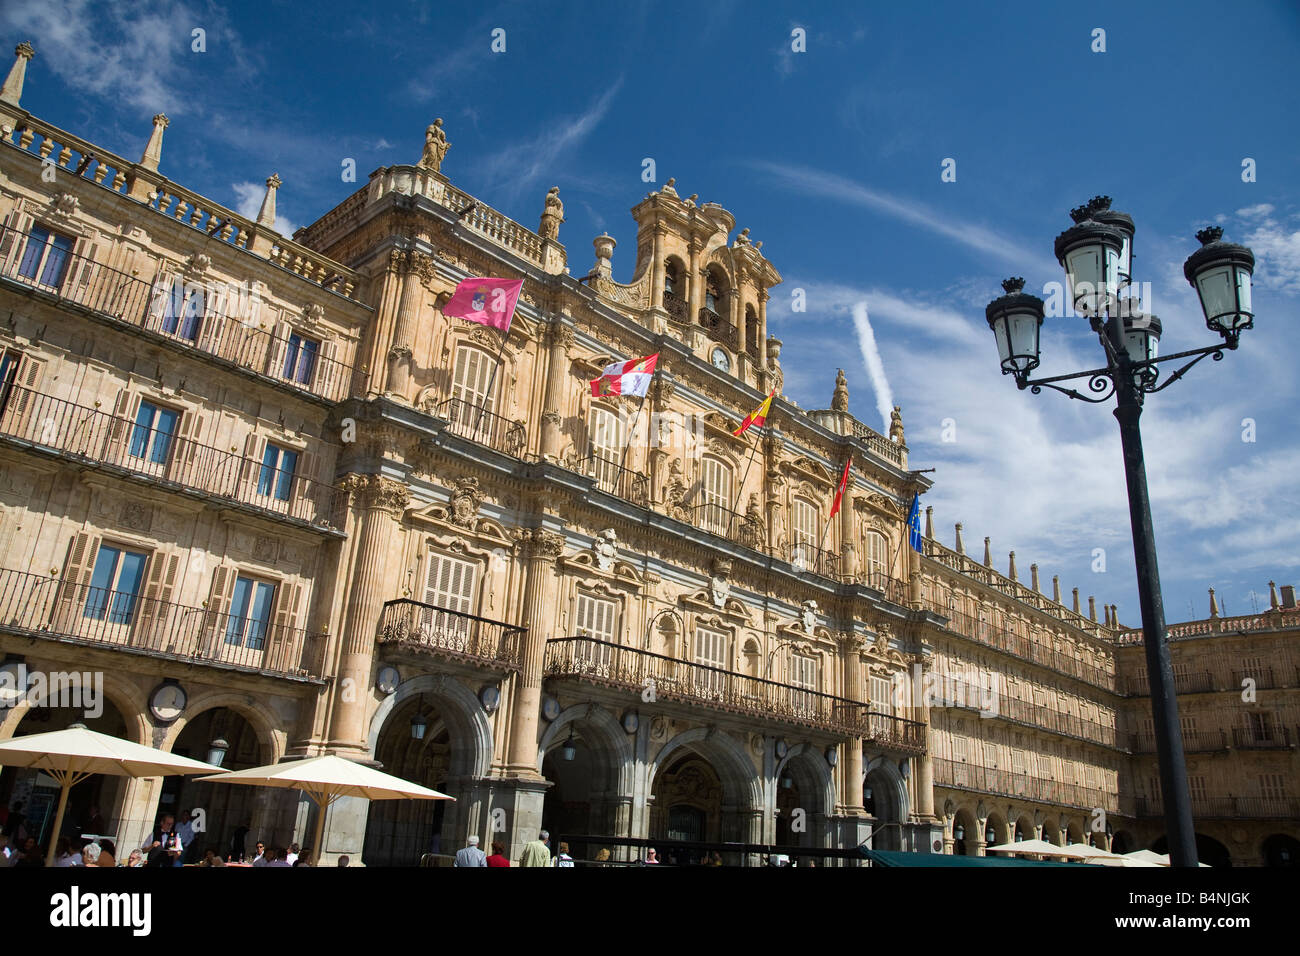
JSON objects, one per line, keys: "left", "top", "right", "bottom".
{"left": 1087, "top": 853, "right": 1161, "bottom": 867}
{"left": 197, "top": 753, "right": 453, "bottom": 861}
{"left": 0, "top": 724, "right": 226, "bottom": 866}
{"left": 986, "top": 838, "right": 1071, "bottom": 857}
{"left": 1062, "top": 842, "right": 1118, "bottom": 859}
{"left": 1124, "top": 849, "right": 1210, "bottom": 867}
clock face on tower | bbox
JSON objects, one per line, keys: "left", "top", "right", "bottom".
{"left": 711, "top": 347, "right": 730, "bottom": 372}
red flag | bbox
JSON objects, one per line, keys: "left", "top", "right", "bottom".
{"left": 829, "top": 458, "right": 851, "bottom": 518}
{"left": 589, "top": 353, "right": 659, "bottom": 398}
{"left": 443, "top": 277, "right": 523, "bottom": 332}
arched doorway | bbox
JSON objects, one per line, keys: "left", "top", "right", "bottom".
{"left": 1014, "top": 814, "right": 1036, "bottom": 843}
{"left": 539, "top": 706, "right": 631, "bottom": 863}
{"left": 1152, "top": 833, "right": 1233, "bottom": 867}
{"left": 363, "top": 695, "right": 452, "bottom": 866}
{"left": 984, "top": 811, "right": 1009, "bottom": 852}
{"left": 1262, "top": 834, "right": 1300, "bottom": 867}
{"left": 162, "top": 707, "right": 266, "bottom": 862}
{"left": 1111, "top": 830, "right": 1134, "bottom": 855}
{"left": 0, "top": 699, "right": 129, "bottom": 850}
{"left": 864, "top": 759, "right": 908, "bottom": 850}
{"left": 775, "top": 747, "right": 833, "bottom": 855}
{"left": 951, "top": 807, "right": 977, "bottom": 855}
{"left": 652, "top": 754, "right": 723, "bottom": 865}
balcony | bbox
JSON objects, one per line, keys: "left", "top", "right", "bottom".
{"left": 376, "top": 598, "right": 524, "bottom": 673}
{"left": 435, "top": 397, "right": 527, "bottom": 459}
{"left": 0, "top": 224, "right": 355, "bottom": 402}
{"left": 697, "top": 307, "right": 737, "bottom": 350}
{"left": 578, "top": 453, "right": 649, "bottom": 506}
{"left": 1231, "top": 725, "right": 1296, "bottom": 750}
{"left": 932, "top": 756, "right": 1117, "bottom": 813}
{"left": 790, "top": 541, "right": 840, "bottom": 579}
{"left": 543, "top": 635, "right": 927, "bottom": 751}
{"left": 1117, "top": 607, "right": 1300, "bottom": 645}
{"left": 0, "top": 385, "right": 342, "bottom": 532}
{"left": 939, "top": 679, "right": 1120, "bottom": 748}
{"left": 1121, "top": 670, "right": 1217, "bottom": 696}
{"left": 1129, "top": 730, "right": 1229, "bottom": 754}
{"left": 1133, "top": 794, "right": 1300, "bottom": 819}
{"left": 0, "top": 567, "right": 325, "bottom": 680}
{"left": 663, "top": 291, "right": 689, "bottom": 325}
{"left": 931, "top": 603, "right": 1113, "bottom": 690}
{"left": 863, "top": 570, "right": 909, "bottom": 606}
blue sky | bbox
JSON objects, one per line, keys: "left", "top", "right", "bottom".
{"left": 5, "top": 0, "right": 1298, "bottom": 625}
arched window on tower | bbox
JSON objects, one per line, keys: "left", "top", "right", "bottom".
{"left": 745, "top": 304, "right": 759, "bottom": 361}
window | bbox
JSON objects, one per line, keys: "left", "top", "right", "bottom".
{"left": 866, "top": 531, "right": 887, "bottom": 580}
{"left": 870, "top": 675, "right": 895, "bottom": 716}
{"left": 257, "top": 443, "right": 299, "bottom": 502}
{"left": 664, "top": 260, "right": 680, "bottom": 296}
{"left": 694, "top": 626, "right": 728, "bottom": 696}
{"left": 83, "top": 544, "right": 148, "bottom": 624}
{"left": 704, "top": 275, "right": 719, "bottom": 313}
{"left": 1248, "top": 711, "right": 1274, "bottom": 742}
{"left": 1187, "top": 775, "right": 1207, "bottom": 802}
{"left": 17, "top": 225, "right": 75, "bottom": 288}
{"left": 698, "top": 457, "right": 733, "bottom": 535}
{"left": 283, "top": 332, "right": 320, "bottom": 385}
{"left": 790, "top": 653, "right": 817, "bottom": 712}
{"left": 158, "top": 277, "right": 205, "bottom": 341}
{"left": 1260, "top": 773, "right": 1287, "bottom": 800}
{"left": 128, "top": 400, "right": 179, "bottom": 466}
{"left": 791, "top": 498, "right": 817, "bottom": 565}
{"left": 451, "top": 345, "right": 497, "bottom": 412}
{"left": 575, "top": 591, "right": 618, "bottom": 670}
{"left": 0, "top": 351, "right": 19, "bottom": 417}
{"left": 224, "top": 575, "right": 276, "bottom": 649}
{"left": 588, "top": 406, "right": 624, "bottom": 488}
{"left": 422, "top": 549, "right": 477, "bottom": 644}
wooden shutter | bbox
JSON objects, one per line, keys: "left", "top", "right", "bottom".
{"left": 700, "top": 457, "right": 732, "bottom": 534}
{"left": 316, "top": 338, "right": 337, "bottom": 399}
{"left": 53, "top": 531, "right": 102, "bottom": 631}
{"left": 268, "top": 581, "right": 302, "bottom": 672}
{"left": 0, "top": 206, "right": 23, "bottom": 268}
{"left": 136, "top": 551, "right": 179, "bottom": 650}
{"left": 5, "top": 353, "right": 45, "bottom": 435}
{"left": 452, "top": 345, "right": 495, "bottom": 412}
{"left": 72, "top": 238, "right": 98, "bottom": 301}
{"left": 238, "top": 432, "right": 260, "bottom": 496}
{"left": 297, "top": 448, "right": 319, "bottom": 520}
{"left": 423, "top": 549, "right": 477, "bottom": 644}
{"left": 201, "top": 564, "right": 237, "bottom": 657}
{"left": 103, "top": 388, "right": 134, "bottom": 464}
{"left": 268, "top": 319, "right": 292, "bottom": 381}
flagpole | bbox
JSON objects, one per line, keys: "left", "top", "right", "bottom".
{"left": 814, "top": 461, "right": 846, "bottom": 577}
{"left": 729, "top": 420, "right": 765, "bottom": 544}
{"left": 473, "top": 325, "right": 511, "bottom": 437}
{"left": 615, "top": 385, "right": 651, "bottom": 493}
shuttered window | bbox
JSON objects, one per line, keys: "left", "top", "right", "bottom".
{"left": 575, "top": 591, "right": 618, "bottom": 670}
{"left": 451, "top": 345, "right": 497, "bottom": 412}
{"left": 83, "top": 544, "right": 148, "bottom": 624}
{"left": 694, "top": 625, "right": 728, "bottom": 696}
{"left": 422, "top": 549, "right": 477, "bottom": 644}
{"left": 128, "top": 400, "right": 179, "bottom": 466}
{"left": 224, "top": 575, "right": 276, "bottom": 649}
{"left": 698, "top": 457, "right": 733, "bottom": 535}
{"left": 791, "top": 497, "right": 817, "bottom": 565}
{"left": 791, "top": 652, "right": 817, "bottom": 713}
{"left": 870, "top": 675, "right": 895, "bottom": 716}
{"left": 283, "top": 332, "right": 320, "bottom": 384}
{"left": 1260, "top": 773, "right": 1287, "bottom": 799}
{"left": 588, "top": 406, "right": 624, "bottom": 489}
{"left": 257, "top": 442, "right": 299, "bottom": 502}
{"left": 866, "top": 531, "right": 887, "bottom": 579}
{"left": 17, "top": 225, "right": 75, "bottom": 288}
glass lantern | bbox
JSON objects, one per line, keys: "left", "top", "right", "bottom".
{"left": 1183, "top": 226, "right": 1255, "bottom": 339}
{"left": 986, "top": 278, "right": 1046, "bottom": 377}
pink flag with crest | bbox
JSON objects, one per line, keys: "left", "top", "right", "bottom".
{"left": 443, "top": 277, "right": 523, "bottom": 332}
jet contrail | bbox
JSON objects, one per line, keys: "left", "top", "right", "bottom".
{"left": 852, "top": 302, "right": 893, "bottom": 434}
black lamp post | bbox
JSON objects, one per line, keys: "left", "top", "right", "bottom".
{"left": 985, "top": 196, "right": 1255, "bottom": 868}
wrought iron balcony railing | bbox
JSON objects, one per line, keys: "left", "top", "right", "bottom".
{"left": 0, "top": 567, "right": 325, "bottom": 679}
{"left": 1121, "top": 669, "right": 1217, "bottom": 696}
{"left": 376, "top": 598, "right": 525, "bottom": 672}
{"left": 663, "top": 291, "right": 689, "bottom": 324}
{"left": 862, "top": 570, "right": 909, "bottom": 606}
{"left": 1133, "top": 794, "right": 1300, "bottom": 819}
{"left": 938, "top": 678, "right": 1120, "bottom": 748}
{"left": 1230, "top": 725, "right": 1296, "bottom": 749}
{"left": 1116, "top": 606, "right": 1300, "bottom": 644}
{"left": 543, "top": 636, "right": 927, "bottom": 751}
{"left": 932, "top": 756, "right": 1118, "bottom": 813}
{"left": 0, "top": 385, "right": 341, "bottom": 530}
{"left": 1128, "top": 730, "right": 1229, "bottom": 754}
{"left": 578, "top": 453, "right": 649, "bottom": 506}
{"left": 0, "top": 225, "right": 355, "bottom": 402}
{"left": 697, "top": 307, "right": 737, "bottom": 350}
{"left": 435, "top": 396, "right": 527, "bottom": 458}
{"left": 790, "top": 541, "right": 839, "bottom": 579}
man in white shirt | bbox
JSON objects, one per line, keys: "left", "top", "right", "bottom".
{"left": 454, "top": 834, "right": 487, "bottom": 867}
{"left": 285, "top": 843, "right": 300, "bottom": 866}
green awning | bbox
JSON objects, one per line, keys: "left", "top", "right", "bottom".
{"left": 861, "top": 848, "right": 1084, "bottom": 867}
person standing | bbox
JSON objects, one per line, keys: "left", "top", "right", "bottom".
{"left": 285, "top": 843, "right": 300, "bottom": 866}
{"left": 486, "top": 841, "right": 510, "bottom": 867}
{"left": 553, "top": 842, "right": 575, "bottom": 867}
{"left": 229, "top": 819, "right": 251, "bottom": 862}
{"left": 518, "top": 830, "right": 551, "bottom": 867}
{"left": 454, "top": 834, "right": 487, "bottom": 867}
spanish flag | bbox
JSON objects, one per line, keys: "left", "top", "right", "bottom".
{"left": 732, "top": 391, "right": 775, "bottom": 437}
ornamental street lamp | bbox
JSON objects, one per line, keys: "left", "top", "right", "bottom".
{"left": 985, "top": 195, "right": 1255, "bottom": 868}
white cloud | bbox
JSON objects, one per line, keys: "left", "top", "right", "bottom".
{"left": 231, "top": 181, "right": 300, "bottom": 239}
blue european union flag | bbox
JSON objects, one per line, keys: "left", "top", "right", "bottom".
{"left": 907, "top": 493, "right": 923, "bottom": 553}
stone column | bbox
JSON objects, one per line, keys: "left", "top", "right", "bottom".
{"left": 0, "top": 41, "right": 35, "bottom": 110}
{"left": 505, "top": 529, "right": 565, "bottom": 773}
{"left": 126, "top": 114, "right": 169, "bottom": 200}
{"left": 839, "top": 484, "right": 854, "bottom": 581}
{"left": 539, "top": 321, "right": 574, "bottom": 462}
{"left": 732, "top": 287, "right": 745, "bottom": 358}
{"left": 839, "top": 634, "right": 866, "bottom": 814}
{"left": 687, "top": 239, "right": 703, "bottom": 324}
{"left": 757, "top": 291, "right": 769, "bottom": 368}
{"left": 385, "top": 252, "right": 432, "bottom": 403}
{"left": 327, "top": 475, "right": 409, "bottom": 753}
{"left": 649, "top": 225, "right": 666, "bottom": 311}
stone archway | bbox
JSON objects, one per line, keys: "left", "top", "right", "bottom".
{"left": 363, "top": 674, "right": 494, "bottom": 865}
{"left": 951, "top": 806, "right": 978, "bottom": 856}
{"left": 538, "top": 705, "right": 634, "bottom": 862}
{"left": 647, "top": 728, "right": 763, "bottom": 865}
{"left": 775, "top": 744, "right": 835, "bottom": 852}
{"left": 1261, "top": 833, "right": 1300, "bottom": 867}
{"left": 984, "top": 810, "right": 1010, "bottom": 852}
{"left": 864, "top": 757, "right": 909, "bottom": 850}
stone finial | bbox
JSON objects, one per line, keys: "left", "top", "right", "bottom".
{"left": 1088, "top": 596, "right": 1097, "bottom": 622}
{"left": 924, "top": 506, "right": 933, "bottom": 540}
{"left": 954, "top": 523, "right": 964, "bottom": 555}
{"left": 1008, "top": 551, "right": 1017, "bottom": 582}
{"left": 1072, "top": 588, "right": 1080, "bottom": 614}
{"left": 139, "top": 113, "right": 170, "bottom": 172}
{"left": 0, "top": 41, "right": 34, "bottom": 106}
{"left": 1269, "top": 580, "right": 1279, "bottom": 610}
{"left": 734, "top": 227, "right": 751, "bottom": 247}
{"left": 539, "top": 186, "right": 564, "bottom": 241}
{"left": 1030, "top": 563, "right": 1040, "bottom": 593}
{"left": 1209, "top": 587, "right": 1219, "bottom": 618}
{"left": 1052, "top": 575, "right": 1061, "bottom": 604}
{"left": 591, "top": 232, "right": 616, "bottom": 279}
{"left": 1111, "top": 604, "right": 1119, "bottom": 627}
{"left": 983, "top": 537, "right": 992, "bottom": 568}
{"left": 256, "top": 173, "right": 281, "bottom": 227}
{"left": 831, "top": 368, "right": 849, "bottom": 412}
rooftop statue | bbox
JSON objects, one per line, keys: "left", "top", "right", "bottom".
{"left": 419, "top": 118, "right": 450, "bottom": 172}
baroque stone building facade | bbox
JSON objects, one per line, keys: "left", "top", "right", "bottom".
{"left": 0, "top": 43, "right": 1293, "bottom": 865}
